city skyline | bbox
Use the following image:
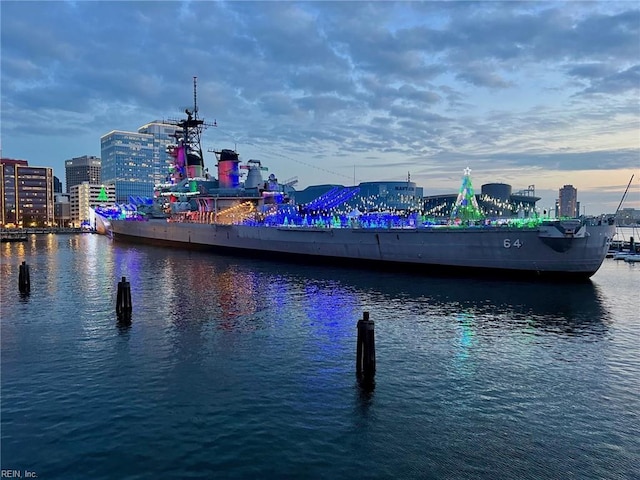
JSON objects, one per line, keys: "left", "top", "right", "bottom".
{"left": 1, "top": 1, "right": 639, "bottom": 214}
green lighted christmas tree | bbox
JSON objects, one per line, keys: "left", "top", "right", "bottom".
{"left": 450, "top": 167, "right": 483, "bottom": 222}
{"left": 97, "top": 185, "right": 108, "bottom": 203}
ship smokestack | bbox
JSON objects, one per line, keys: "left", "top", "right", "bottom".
{"left": 217, "top": 149, "right": 241, "bottom": 188}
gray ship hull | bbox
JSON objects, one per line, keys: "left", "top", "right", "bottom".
{"left": 105, "top": 218, "right": 614, "bottom": 279}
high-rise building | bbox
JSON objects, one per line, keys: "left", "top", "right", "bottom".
{"left": 0, "top": 158, "right": 54, "bottom": 227}
{"left": 100, "top": 130, "right": 156, "bottom": 203}
{"left": 100, "top": 121, "right": 178, "bottom": 204}
{"left": 0, "top": 159, "right": 27, "bottom": 226}
{"left": 558, "top": 184, "right": 578, "bottom": 217}
{"left": 65, "top": 155, "right": 101, "bottom": 193}
{"left": 138, "top": 121, "right": 181, "bottom": 185}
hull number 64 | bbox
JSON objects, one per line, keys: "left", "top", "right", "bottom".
{"left": 503, "top": 239, "right": 522, "bottom": 249}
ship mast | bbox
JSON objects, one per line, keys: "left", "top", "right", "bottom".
{"left": 166, "top": 77, "right": 216, "bottom": 182}
{"left": 179, "top": 76, "right": 204, "bottom": 161}
{"left": 191, "top": 76, "right": 204, "bottom": 161}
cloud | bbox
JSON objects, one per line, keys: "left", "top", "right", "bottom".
{"left": 582, "top": 65, "right": 640, "bottom": 94}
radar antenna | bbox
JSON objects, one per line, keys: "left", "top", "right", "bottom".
{"left": 193, "top": 76, "right": 198, "bottom": 114}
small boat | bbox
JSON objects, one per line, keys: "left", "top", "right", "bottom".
{"left": 612, "top": 249, "right": 640, "bottom": 261}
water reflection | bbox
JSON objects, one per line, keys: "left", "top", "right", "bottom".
{"left": 18, "top": 291, "right": 30, "bottom": 303}
{"left": 454, "top": 312, "right": 477, "bottom": 376}
{"left": 113, "top": 248, "right": 277, "bottom": 333}
{"left": 116, "top": 319, "right": 132, "bottom": 334}
{"left": 1, "top": 235, "right": 636, "bottom": 480}
{"left": 253, "top": 264, "right": 611, "bottom": 338}
{"left": 1, "top": 239, "right": 27, "bottom": 259}
{"left": 189, "top": 264, "right": 269, "bottom": 331}
{"left": 118, "top": 244, "right": 611, "bottom": 338}
{"left": 357, "top": 376, "right": 375, "bottom": 396}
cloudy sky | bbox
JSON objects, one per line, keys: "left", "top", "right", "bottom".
{"left": 1, "top": 1, "right": 639, "bottom": 214}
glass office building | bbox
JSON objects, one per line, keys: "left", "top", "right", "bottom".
{"left": 138, "top": 121, "right": 178, "bottom": 185}
{"left": 101, "top": 122, "right": 177, "bottom": 204}
{"left": 100, "top": 130, "right": 155, "bottom": 203}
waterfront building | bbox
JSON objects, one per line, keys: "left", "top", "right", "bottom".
{"left": 0, "top": 158, "right": 54, "bottom": 227}
{"left": 617, "top": 207, "right": 640, "bottom": 225}
{"left": 138, "top": 121, "right": 180, "bottom": 185}
{"left": 70, "top": 182, "right": 116, "bottom": 226}
{"left": 558, "top": 184, "right": 578, "bottom": 218}
{"left": 101, "top": 130, "right": 154, "bottom": 203}
{"left": 54, "top": 193, "right": 72, "bottom": 228}
{"left": 357, "top": 181, "right": 424, "bottom": 211}
{"left": 101, "top": 122, "right": 177, "bottom": 204}
{"left": 65, "top": 155, "right": 101, "bottom": 193}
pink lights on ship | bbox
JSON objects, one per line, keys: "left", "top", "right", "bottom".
{"left": 174, "top": 145, "right": 186, "bottom": 182}
{"left": 167, "top": 143, "right": 204, "bottom": 183}
{"left": 216, "top": 149, "right": 241, "bottom": 189}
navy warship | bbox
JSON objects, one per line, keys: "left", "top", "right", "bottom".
{"left": 96, "top": 80, "right": 615, "bottom": 280}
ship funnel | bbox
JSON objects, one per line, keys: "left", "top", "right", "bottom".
{"left": 186, "top": 153, "right": 203, "bottom": 178}
{"left": 217, "top": 149, "right": 241, "bottom": 188}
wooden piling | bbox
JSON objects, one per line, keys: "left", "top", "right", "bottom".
{"left": 116, "top": 276, "right": 132, "bottom": 321}
{"left": 18, "top": 261, "right": 30, "bottom": 294}
{"left": 356, "top": 311, "right": 376, "bottom": 379}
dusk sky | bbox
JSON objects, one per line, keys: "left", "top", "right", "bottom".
{"left": 1, "top": 1, "right": 638, "bottom": 214}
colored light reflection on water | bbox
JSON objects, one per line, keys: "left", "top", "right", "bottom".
{"left": 1, "top": 234, "right": 639, "bottom": 479}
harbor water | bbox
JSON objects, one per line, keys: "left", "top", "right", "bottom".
{"left": 1, "top": 233, "right": 639, "bottom": 479}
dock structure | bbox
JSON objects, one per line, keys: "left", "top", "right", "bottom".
{"left": 1, "top": 228, "right": 86, "bottom": 241}
{"left": 1, "top": 231, "right": 28, "bottom": 242}
{"left": 609, "top": 236, "right": 638, "bottom": 255}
